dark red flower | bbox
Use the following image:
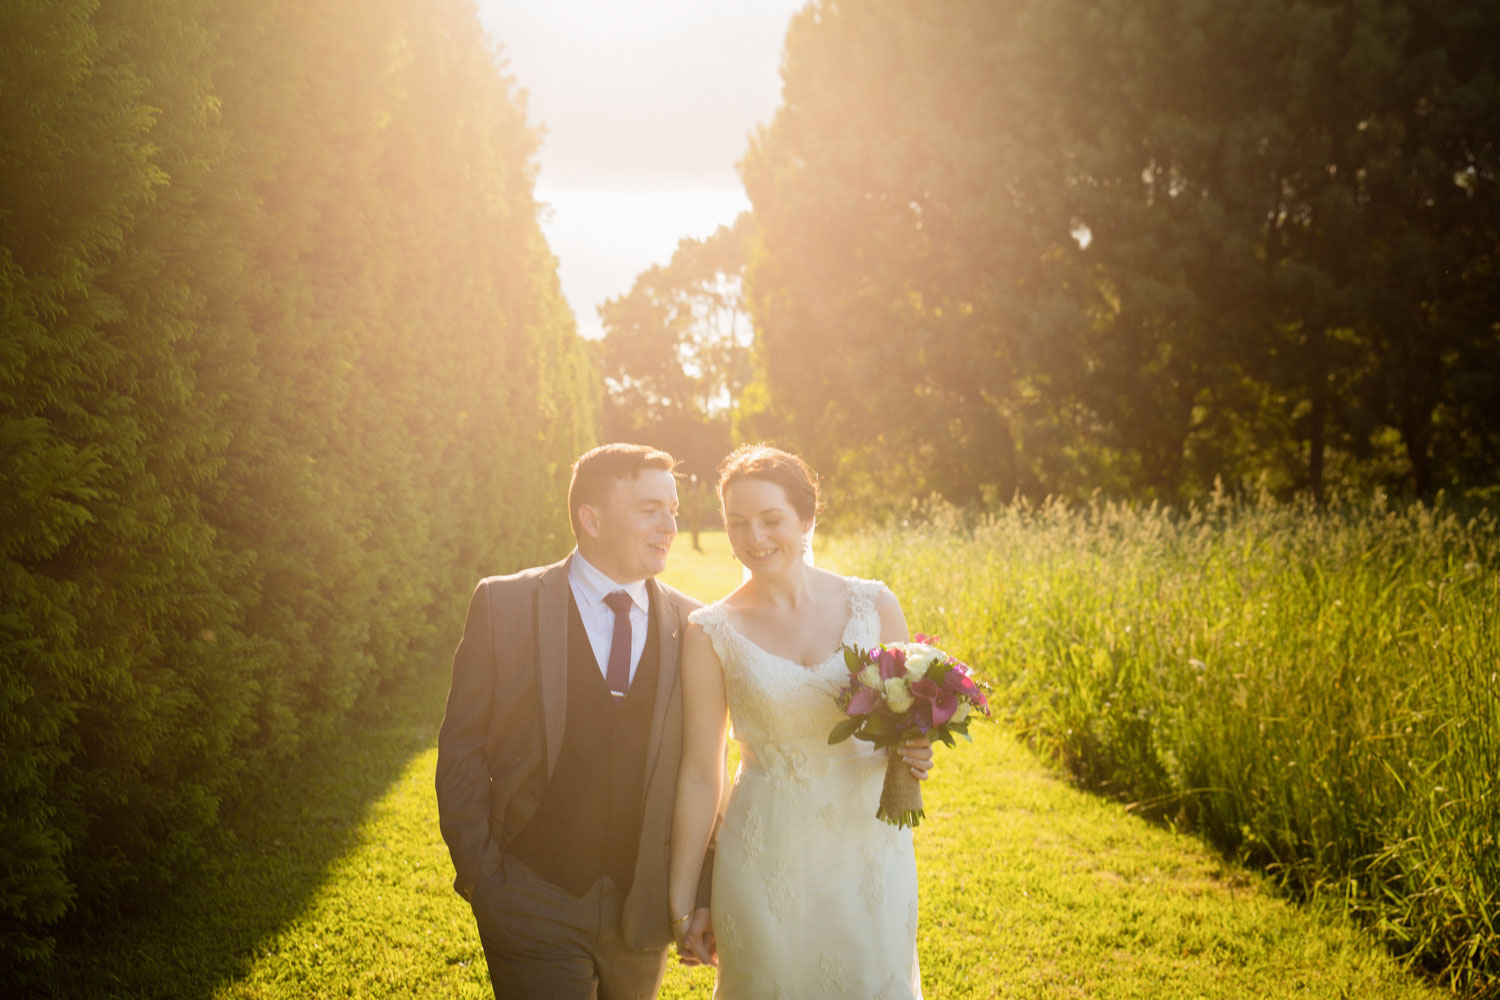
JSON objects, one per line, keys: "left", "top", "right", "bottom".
{"left": 910, "top": 677, "right": 958, "bottom": 727}
{"left": 846, "top": 683, "right": 882, "bottom": 716}
{"left": 876, "top": 647, "right": 907, "bottom": 682}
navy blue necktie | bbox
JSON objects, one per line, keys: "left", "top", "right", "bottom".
{"left": 602, "top": 591, "right": 634, "bottom": 698}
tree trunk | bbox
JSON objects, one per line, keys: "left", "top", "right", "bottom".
{"left": 1403, "top": 408, "right": 1435, "bottom": 499}
{"left": 1307, "top": 328, "right": 1327, "bottom": 504}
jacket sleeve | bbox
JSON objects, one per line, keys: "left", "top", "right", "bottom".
{"left": 435, "top": 578, "right": 504, "bottom": 895}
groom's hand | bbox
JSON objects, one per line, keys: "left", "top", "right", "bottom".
{"left": 900, "top": 736, "right": 935, "bottom": 780}
{"left": 676, "top": 906, "right": 717, "bottom": 967}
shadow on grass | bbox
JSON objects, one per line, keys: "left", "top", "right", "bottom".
{"left": 37, "top": 666, "right": 452, "bottom": 1000}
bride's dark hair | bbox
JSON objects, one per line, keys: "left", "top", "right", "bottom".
{"left": 715, "top": 443, "right": 823, "bottom": 521}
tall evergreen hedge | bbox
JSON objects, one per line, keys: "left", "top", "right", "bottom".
{"left": 0, "top": 0, "right": 596, "bottom": 971}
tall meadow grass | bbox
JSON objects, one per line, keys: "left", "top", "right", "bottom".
{"left": 824, "top": 491, "right": 1499, "bottom": 996}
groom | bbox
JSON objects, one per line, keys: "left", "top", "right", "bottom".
{"left": 436, "top": 443, "right": 710, "bottom": 999}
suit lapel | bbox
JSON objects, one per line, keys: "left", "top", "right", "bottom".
{"left": 536, "top": 557, "right": 571, "bottom": 777}
{"left": 642, "top": 579, "right": 681, "bottom": 795}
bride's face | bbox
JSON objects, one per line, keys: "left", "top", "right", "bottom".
{"left": 722, "top": 477, "right": 813, "bottom": 576}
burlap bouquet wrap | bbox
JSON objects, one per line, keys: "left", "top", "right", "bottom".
{"left": 877, "top": 746, "right": 924, "bottom": 828}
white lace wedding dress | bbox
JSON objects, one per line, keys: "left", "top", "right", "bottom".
{"left": 689, "top": 576, "right": 922, "bottom": 999}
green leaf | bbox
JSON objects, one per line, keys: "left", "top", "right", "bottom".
{"left": 828, "top": 716, "right": 861, "bottom": 744}
{"left": 843, "top": 645, "right": 866, "bottom": 673}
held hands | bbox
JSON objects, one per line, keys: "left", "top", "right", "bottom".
{"left": 900, "top": 735, "right": 934, "bottom": 780}
{"left": 674, "top": 906, "right": 716, "bottom": 967}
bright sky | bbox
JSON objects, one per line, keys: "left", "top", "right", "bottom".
{"left": 476, "top": 1, "right": 805, "bottom": 339}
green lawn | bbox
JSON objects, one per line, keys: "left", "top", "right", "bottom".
{"left": 40, "top": 531, "right": 1437, "bottom": 998}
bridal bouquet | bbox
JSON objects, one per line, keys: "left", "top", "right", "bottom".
{"left": 828, "top": 635, "right": 990, "bottom": 828}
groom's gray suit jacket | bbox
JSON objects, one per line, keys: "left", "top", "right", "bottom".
{"left": 435, "top": 554, "right": 704, "bottom": 950}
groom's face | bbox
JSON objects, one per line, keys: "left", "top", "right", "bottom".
{"left": 578, "top": 468, "right": 679, "bottom": 583}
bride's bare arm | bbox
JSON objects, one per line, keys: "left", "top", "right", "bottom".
{"left": 875, "top": 584, "right": 910, "bottom": 645}
{"left": 876, "top": 585, "right": 935, "bottom": 780}
{"left": 669, "top": 623, "right": 728, "bottom": 965}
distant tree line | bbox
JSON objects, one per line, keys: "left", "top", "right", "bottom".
{"left": 596, "top": 215, "right": 754, "bottom": 483}
{"left": 1, "top": 0, "right": 593, "bottom": 974}
{"left": 607, "top": 0, "right": 1499, "bottom": 516}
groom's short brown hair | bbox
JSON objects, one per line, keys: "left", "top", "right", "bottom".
{"left": 568, "top": 443, "right": 677, "bottom": 540}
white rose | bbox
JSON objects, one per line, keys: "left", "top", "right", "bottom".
{"left": 950, "top": 701, "right": 970, "bottom": 724}
{"left": 858, "top": 664, "right": 883, "bottom": 691}
{"left": 883, "top": 677, "right": 915, "bottom": 713}
{"left": 902, "top": 644, "right": 943, "bottom": 680}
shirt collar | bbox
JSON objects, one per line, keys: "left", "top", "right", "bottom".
{"left": 569, "top": 549, "right": 649, "bottom": 614}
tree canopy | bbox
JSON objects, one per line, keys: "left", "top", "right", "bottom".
{"left": 597, "top": 213, "right": 754, "bottom": 481}
{"left": 738, "top": 0, "right": 1500, "bottom": 511}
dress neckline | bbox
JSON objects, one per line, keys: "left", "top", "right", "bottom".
{"left": 715, "top": 576, "right": 857, "bottom": 671}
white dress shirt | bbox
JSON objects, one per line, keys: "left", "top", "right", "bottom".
{"left": 568, "top": 550, "right": 650, "bottom": 685}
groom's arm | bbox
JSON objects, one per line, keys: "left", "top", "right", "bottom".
{"left": 435, "top": 578, "right": 504, "bottom": 897}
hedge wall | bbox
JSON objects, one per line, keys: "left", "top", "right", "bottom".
{"left": 0, "top": 0, "right": 596, "bottom": 972}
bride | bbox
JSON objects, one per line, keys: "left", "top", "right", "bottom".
{"left": 668, "top": 444, "right": 931, "bottom": 999}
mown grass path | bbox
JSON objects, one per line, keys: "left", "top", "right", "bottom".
{"left": 43, "top": 533, "right": 1437, "bottom": 998}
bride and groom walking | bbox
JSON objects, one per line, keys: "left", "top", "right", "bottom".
{"left": 436, "top": 442, "right": 933, "bottom": 998}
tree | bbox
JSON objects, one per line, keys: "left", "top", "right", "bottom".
{"left": 741, "top": 0, "right": 1086, "bottom": 511}
{"left": 1, "top": 0, "right": 595, "bottom": 974}
{"left": 598, "top": 213, "right": 754, "bottom": 481}
{"left": 740, "top": 0, "right": 1500, "bottom": 507}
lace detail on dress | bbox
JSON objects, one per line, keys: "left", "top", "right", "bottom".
{"left": 755, "top": 743, "right": 812, "bottom": 785}
{"left": 687, "top": 602, "right": 735, "bottom": 657}
{"left": 819, "top": 951, "right": 849, "bottom": 992}
{"left": 765, "top": 863, "right": 795, "bottom": 921}
{"left": 718, "top": 910, "right": 742, "bottom": 954}
{"left": 843, "top": 575, "right": 883, "bottom": 648}
{"left": 737, "top": 805, "right": 765, "bottom": 871}
{"left": 861, "top": 844, "right": 886, "bottom": 912}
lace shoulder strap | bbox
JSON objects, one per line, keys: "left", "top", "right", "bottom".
{"left": 688, "top": 602, "right": 738, "bottom": 667}
{"left": 688, "top": 602, "right": 728, "bottom": 633}
{"left": 842, "top": 575, "right": 887, "bottom": 645}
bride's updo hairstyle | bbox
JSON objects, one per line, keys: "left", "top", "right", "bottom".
{"left": 715, "top": 444, "right": 823, "bottom": 522}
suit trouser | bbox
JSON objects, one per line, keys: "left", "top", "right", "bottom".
{"left": 469, "top": 852, "right": 669, "bottom": 1000}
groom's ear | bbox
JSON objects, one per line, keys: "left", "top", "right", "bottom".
{"left": 577, "top": 503, "right": 601, "bottom": 541}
